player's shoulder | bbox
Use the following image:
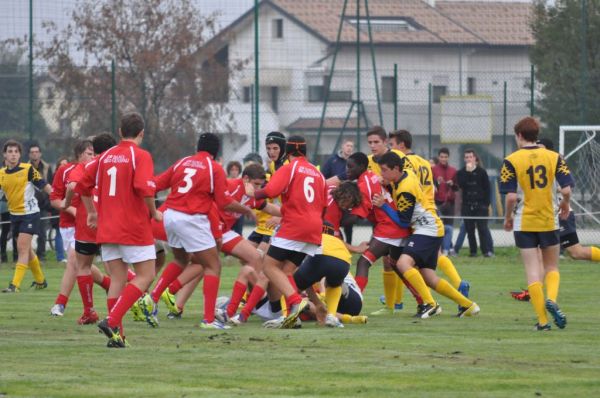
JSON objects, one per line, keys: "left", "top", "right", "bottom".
{"left": 391, "top": 149, "right": 406, "bottom": 158}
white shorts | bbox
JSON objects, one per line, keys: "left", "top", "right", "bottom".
{"left": 163, "top": 208, "right": 215, "bottom": 252}
{"left": 59, "top": 227, "right": 76, "bottom": 252}
{"left": 253, "top": 298, "right": 282, "bottom": 321}
{"left": 101, "top": 244, "right": 156, "bottom": 264}
{"left": 373, "top": 236, "right": 406, "bottom": 247}
{"left": 270, "top": 236, "right": 319, "bottom": 256}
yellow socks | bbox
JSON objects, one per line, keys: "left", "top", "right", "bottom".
{"left": 437, "top": 255, "right": 462, "bottom": 289}
{"left": 325, "top": 286, "right": 342, "bottom": 315}
{"left": 434, "top": 278, "right": 472, "bottom": 308}
{"left": 395, "top": 275, "right": 404, "bottom": 305}
{"left": 544, "top": 271, "right": 560, "bottom": 302}
{"left": 11, "top": 263, "right": 29, "bottom": 288}
{"left": 382, "top": 271, "right": 397, "bottom": 310}
{"left": 403, "top": 268, "right": 435, "bottom": 305}
{"left": 340, "top": 314, "right": 368, "bottom": 324}
{"left": 528, "top": 281, "right": 549, "bottom": 325}
{"left": 28, "top": 256, "right": 45, "bottom": 283}
{"left": 591, "top": 247, "right": 600, "bottom": 262}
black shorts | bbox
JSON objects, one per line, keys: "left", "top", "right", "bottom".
{"left": 10, "top": 212, "right": 40, "bottom": 237}
{"left": 267, "top": 245, "right": 307, "bottom": 267}
{"left": 75, "top": 241, "right": 100, "bottom": 256}
{"left": 247, "top": 231, "right": 272, "bottom": 245}
{"left": 293, "top": 255, "right": 350, "bottom": 291}
{"left": 402, "top": 235, "right": 442, "bottom": 270}
{"left": 559, "top": 212, "right": 579, "bottom": 249}
{"left": 336, "top": 283, "right": 363, "bottom": 316}
{"left": 514, "top": 230, "right": 559, "bottom": 249}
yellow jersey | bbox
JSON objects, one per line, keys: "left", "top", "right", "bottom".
{"left": 391, "top": 170, "right": 444, "bottom": 237}
{"left": 499, "top": 146, "right": 573, "bottom": 232}
{"left": 320, "top": 233, "right": 351, "bottom": 264}
{"left": 367, "top": 149, "right": 413, "bottom": 176}
{"left": 406, "top": 152, "right": 435, "bottom": 208}
{"left": 254, "top": 158, "right": 289, "bottom": 236}
{"left": 0, "top": 163, "right": 46, "bottom": 215}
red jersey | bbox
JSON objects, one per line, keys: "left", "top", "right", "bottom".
{"left": 219, "top": 178, "right": 265, "bottom": 232}
{"left": 76, "top": 141, "right": 156, "bottom": 246}
{"left": 262, "top": 157, "right": 326, "bottom": 245}
{"left": 323, "top": 186, "right": 343, "bottom": 237}
{"left": 154, "top": 151, "right": 232, "bottom": 215}
{"left": 352, "top": 170, "right": 409, "bottom": 239}
{"left": 50, "top": 163, "right": 79, "bottom": 228}
{"left": 68, "top": 162, "right": 97, "bottom": 243}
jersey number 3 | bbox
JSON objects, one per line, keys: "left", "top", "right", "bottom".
{"left": 526, "top": 165, "right": 547, "bottom": 189}
{"left": 178, "top": 168, "right": 197, "bottom": 194}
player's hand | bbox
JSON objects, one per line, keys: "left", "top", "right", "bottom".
{"left": 87, "top": 212, "right": 98, "bottom": 229}
{"left": 466, "top": 162, "right": 476, "bottom": 172}
{"left": 244, "top": 182, "right": 255, "bottom": 197}
{"left": 65, "top": 206, "right": 76, "bottom": 218}
{"left": 153, "top": 210, "right": 163, "bottom": 222}
{"left": 315, "top": 304, "right": 327, "bottom": 326}
{"left": 558, "top": 201, "right": 569, "bottom": 220}
{"left": 245, "top": 208, "right": 257, "bottom": 222}
{"left": 57, "top": 199, "right": 67, "bottom": 211}
{"left": 372, "top": 194, "right": 385, "bottom": 207}
{"left": 265, "top": 216, "right": 280, "bottom": 229}
{"left": 355, "top": 241, "right": 369, "bottom": 253}
{"left": 503, "top": 217, "right": 513, "bottom": 232}
{"left": 446, "top": 180, "right": 453, "bottom": 187}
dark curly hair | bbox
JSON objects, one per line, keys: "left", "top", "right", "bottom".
{"left": 331, "top": 181, "right": 362, "bottom": 210}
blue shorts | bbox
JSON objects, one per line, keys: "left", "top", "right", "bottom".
{"left": 514, "top": 230, "right": 559, "bottom": 249}
{"left": 559, "top": 212, "right": 579, "bottom": 249}
{"left": 402, "top": 235, "right": 442, "bottom": 270}
{"left": 247, "top": 231, "right": 271, "bottom": 245}
{"left": 10, "top": 212, "right": 41, "bottom": 237}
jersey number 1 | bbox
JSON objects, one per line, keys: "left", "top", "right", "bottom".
{"left": 107, "top": 166, "right": 117, "bottom": 196}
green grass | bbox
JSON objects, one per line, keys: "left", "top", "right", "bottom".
{"left": 1, "top": 250, "right": 600, "bottom": 397}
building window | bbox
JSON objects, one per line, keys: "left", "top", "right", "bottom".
{"left": 271, "top": 86, "right": 279, "bottom": 113}
{"left": 243, "top": 86, "right": 251, "bottom": 103}
{"left": 381, "top": 76, "right": 395, "bottom": 103}
{"left": 272, "top": 19, "right": 283, "bottom": 39}
{"left": 432, "top": 85, "right": 447, "bottom": 103}
{"left": 467, "top": 77, "right": 476, "bottom": 95}
{"left": 308, "top": 85, "right": 324, "bottom": 102}
{"left": 308, "top": 76, "right": 352, "bottom": 102}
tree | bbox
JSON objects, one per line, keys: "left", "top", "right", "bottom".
{"left": 530, "top": 0, "right": 600, "bottom": 138}
{"left": 41, "top": 0, "right": 244, "bottom": 167}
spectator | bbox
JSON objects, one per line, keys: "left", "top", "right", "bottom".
{"left": 28, "top": 144, "right": 53, "bottom": 261}
{"left": 432, "top": 148, "right": 458, "bottom": 256}
{"left": 456, "top": 149, "right": 494, "bottom": 257}
{"left": 226, "top": 161, "right": 242, "bottom": 178}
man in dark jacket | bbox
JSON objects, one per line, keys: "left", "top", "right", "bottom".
{"left": 456, "top": 149, "right": 493, "bottom": 257}
{"left": 321, "top": 139, "right": 354, "bottom": 179}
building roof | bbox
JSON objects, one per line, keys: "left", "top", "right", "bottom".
{"left": 212, "top": 0, "right": 534, "bottom": 48}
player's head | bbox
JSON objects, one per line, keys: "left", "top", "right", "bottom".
{"left": 197, "top": 132, "right": 220, "bottom": 158}
{"left": 285, "top": 135, "right": 307, "bottom": 159}
{"left": 3, "top": 139, "right": 22, "bottom": 166}
{"left": 28, "top": 144, "right": 42, "bottom": 162}
{"left": 242, "top": 152, "right": 263, "bottom": 167}
{"left": 438, "top": 147, "right": 450, "bottom": 165}
{"left": 514, "top": 116, "right": 540, "bottom": 145}
{"left": 537, "top": 137, "right": 555, "bottom": 151}
{"left": 92, "top": 133, "right": 117, "bottom": 155}
{"left": 120, "top": 112, "right": 145, "bottom": 139}
{"left": 265, "top": 131, "right": 286, "bottom": 162}
{"left": 332, "top": 181, "right": 362, "bottom": 210}
{"left": 388, "top": 129, "right": 412, "bottom": 152}
{"left": 242, "top": 163, "right": 267, "bottom": 190}
{"left": 366, "top": 126, "right": 388, "bottom": 157}
{"left": 73, "top": 139, "right": 94, "bottom": 163}
{"left": 346, "top": 152, "right": 369, "bottom": 180}
{"left": 377, "top": 151, "right": 405, "bottom": 184}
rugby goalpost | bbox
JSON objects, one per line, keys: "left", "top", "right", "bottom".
{"left": 559, "top": 125, "right": 600, "bottom": 227}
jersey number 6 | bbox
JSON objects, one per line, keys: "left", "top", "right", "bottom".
{"left": 304, "top": 176, "right": 315, "bottom": 203}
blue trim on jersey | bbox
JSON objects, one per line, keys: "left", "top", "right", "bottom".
{"left": 381, "top": 203, "right": 411, "bottom": 228}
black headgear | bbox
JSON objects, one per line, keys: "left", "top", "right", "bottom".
{"left": 197, "top": 132, "right": 220, "bottom": 158}
{"left": 265, "top": 131, "right": 286, "bottom": 160}
{"left": 285, "top": 135, "right": 307, "bottom": 157}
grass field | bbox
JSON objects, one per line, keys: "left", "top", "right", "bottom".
{"left": 1, "top": 249, "right": 600, "bottom": 397}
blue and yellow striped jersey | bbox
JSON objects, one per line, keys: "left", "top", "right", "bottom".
{"left": 391, "top": 171, "right": 444, "bottom": 237}
{"left": 499, "top": 146, "right": 573, "bottom": 232}
{"left": 0, "top": 163, "right": 46, "bottom": 215}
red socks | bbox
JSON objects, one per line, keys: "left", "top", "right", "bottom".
{"left": 286, "top": 292, "right": 303, "bottom": 307}
{"left": 227, "top": 281, "right": 247, "bottom": 317}
{"left": 203, "top": 275, "right": 220, "bottom": 323}
{"left": 355, "top": 276, "right": 368, "bottom": 292}
{"left": 98, "top": 275, "right": 111, "bottom": 292}
{"left": 168, "top": 279, "right": 183, "bottom": 295}
{"left": 241, "top": 285, "right": 266, "bottom": 320}
{"left": 55, "top": 293, "right": 69, "bottom": 307}
{"left": 107, "top": 284, "right": 143, "bottom": 328}
{"left": 150, "top": 262, "right": 183, "bottom": 303}
{"left": 126, "top": 269, "right": 136, "bottom": 282}
{"left": 77, "top": 275, "right": 94, "bottom": 312}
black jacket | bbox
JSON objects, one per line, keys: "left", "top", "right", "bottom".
{"left": 457, "top": 166, "right": 490, "bottom": 208}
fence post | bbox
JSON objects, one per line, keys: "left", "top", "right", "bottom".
{"left": 111, "top": 60, "right": 116, "bottom": 135}
{"left": 393, "top": 63, "right": 398, "bottom": 131}
{"left": 28, "top": 0, "right": 33, "bottom": 141}
{"left": 428, "top": 83, "right": 432, "bottom": 160}
{"left": 529, "top": 64, "right": 534, "bottom": 116}
{"left": 253, "top": 0, "right": 260, "bottom": 153}
{"left": 503, "top": 81, "right": 507, "bottom": 159}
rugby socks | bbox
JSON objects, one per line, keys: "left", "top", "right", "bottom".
{"left": 241, "top": 285, "right": 266, "bottom": 320}
{"left": 340, "top": 314, "right": 368, "bottom": 324}
{"left": 285, "top": 275, "right": 299, "bottom": 311}
{"left": 168, "top": 279, "right": 183, "bottom": 295}
{"left": 107, "top": 284, "right": 144, "bottom": 328}
{"left": 382, "top": 271, "right": 397, "bottom": 310}
{"left": 400, "top": 276, "right": 424, "bottom": 305}
{"left": 355, "top": 276, "right": 368, "bottom": 292}
{"left": 55, "top": 293, "right": 69, "bottom": 308}
{"left": 325, "top": 286, "right": 342, "bottom": 315}
{"left": 395, "top": 275, "right": 404, "bottom": 306}
{"left": 203, "top": 275, "right": 220, "bottom": 323}
{"left": 437, "top": 255, "right": 462, "bottom": 289}
{"left": 77, "top": 275, "right": 94, "bottom": 312}
{"left": 227, "top": 281, "right": 247, "bottom": 317}
{"left": 126, "top": 269, "right": 136, "bottom": 282}
{"left": 591, "top": 247, "right": 600, "bottom": 262}
{"left": 99, "top": 275, "right": 111, "bottom": 292}
{"left": 11, "top": 263, "right": 28, "bottom": 288}
{"left": 434, "top": 278, "right": 472, "bottom": 308}
{"left": 28, "top": 256, "right": 45, "bottom": 283}
{"left": 528, "top": 282, "right": 548, "bottom": 325}
{"left": 403, "top": 268, "right": 435, "bottom": 305}
{"left": 544, "top": 271, "right": 560, "bottom": 302}
{"left": 150, "top": 262, "right": 183, "bottom": 303}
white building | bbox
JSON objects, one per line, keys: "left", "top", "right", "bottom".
{"left": 206, "top": 0, "right": 534, "bottom": 168}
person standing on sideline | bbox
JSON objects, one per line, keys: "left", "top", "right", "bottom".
{"left": 432, "top": 148, "right": 458, "bottom": 255}
{"left": 322, "top": 139, "right": 354, "bottom": 244}
{"left": 28, "top": 144, "right": 53, "bottom": 261}
{"left": 457, "top": 149, "right": 493, "bottom": 257}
